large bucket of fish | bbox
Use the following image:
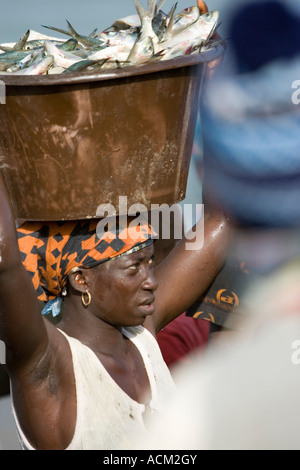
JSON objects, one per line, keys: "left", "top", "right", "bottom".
{"left": 0, "top": 2, "right": 224, "bottom": 221}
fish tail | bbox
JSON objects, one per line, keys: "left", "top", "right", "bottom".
{"left": 164, "top": 3, "right": 178, "bottom": 34}
{"left": 12, "top": 30, "right": 30, "bottom": 51}
{"left": 134, "top": 0, "right": 146, "bottom": 20}
{"left": 66, "top": 20, "right": 81, "bottom": 39}
{"left": 156, "top": 0, "right": 167, "bottom": 12}
{"left": 147, "top": 0, "right": 157, "bottom": 18}
{"left": 134, "top": 0, "right": 158, "bottom": 20}
{"left": 42, "top": 24, "right": 72, "bottom": 38}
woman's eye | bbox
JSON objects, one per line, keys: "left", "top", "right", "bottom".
{"left": 128, "top": 264, "right": 139, "bottom": 271}
{"left": 128, "top": 257, "right": 154, "bottom": 271}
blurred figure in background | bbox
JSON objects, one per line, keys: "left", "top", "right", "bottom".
{"left": 195, "top": 0, "right": 300, "bottom": 340}
{"left": 135, "top": 0, "right": 300, "bottom": 450}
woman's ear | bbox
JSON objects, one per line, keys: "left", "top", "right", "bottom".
{"left": 68, "top": 269, "right": 89, "bottom": 294}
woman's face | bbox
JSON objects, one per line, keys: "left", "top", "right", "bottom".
{"left": 87, "top": 243, "right": 158, "bottom": 327}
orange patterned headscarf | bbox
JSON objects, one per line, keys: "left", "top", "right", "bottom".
{"left": 17, "top": 217, "right": 156, "bottom": 315}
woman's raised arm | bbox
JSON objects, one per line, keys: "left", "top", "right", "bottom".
{"left": 150, "top": 205, "right": 231, "bottom": 334}
{"left": 0, "top": 172, "right": 48, "bottom": 373}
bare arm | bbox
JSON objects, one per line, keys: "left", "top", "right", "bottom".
{"left": 149, "top": 205, "right": 231, "bottom": 334}
{"left": 0, "top": 172, "right": 49, "bottom": 373}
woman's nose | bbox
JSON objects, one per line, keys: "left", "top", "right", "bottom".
{"left": 141, "top": 269, "right": 158, "bottom": 292}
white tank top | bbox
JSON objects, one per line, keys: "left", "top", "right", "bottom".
{"left": 12, "top": 325, "right": 176, "bottom": 450}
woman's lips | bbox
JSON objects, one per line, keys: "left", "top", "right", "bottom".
{"left": 139, "top": 298, "right": 155, "bottom": 315}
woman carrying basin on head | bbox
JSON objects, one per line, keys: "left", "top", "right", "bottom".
{"left": 0, "top": 171, "right": 230, "bottom": 450}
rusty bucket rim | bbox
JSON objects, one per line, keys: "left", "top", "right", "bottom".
{"left": 0, "top": 44, "right": 225, "bottom": 86}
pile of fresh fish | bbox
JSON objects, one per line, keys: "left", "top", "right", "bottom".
{"left": 0, "top": 0, "right": 219, "bottom": 76}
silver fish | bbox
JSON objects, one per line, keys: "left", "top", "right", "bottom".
{"left": 88, "top": 43, "right": 132, "bottom": 62}
{"left": 159, "top": 10, "right": 219, "bottom": 50}
{"left": 8, "top": 50, "right": 41, "bottom": 72}
{"left": 172, "top": 6, "right": 201, "bottom": 32}
{"left": 0, "top": 50, "right": 31, "bottom": 71}
{"left": 19, "top": 39, "right": 65, "bottom": 51}
{"left": 159, "top": 37, "right": 200, "bottom": 60}
{"left": 108, "top": 15, "right": 141, "bottom": 31}
{"left": 152, "top": 5, "right": 171, "bottom": 40}
{"left": 14, "top": 55, "right": 54, "bottom": 75}
{"left": 155, "top": 3, "right": 178, "bottom": 43}
{"left": 0, "top": 1, "right": 220, "bottom": 75}
{"left": 62, "top": 59, "right": 105, "bottom": 74}
{"left": 99, "top": 29, "right": 138, "bottom": 49}
{"left": 0, "top": 30, "right": 30, "bottom": 52}
{"left": 127, "top": 35, "right": 154, "bottom": 64}
{"left": 42, "top": 21, "right": 104, "bottom": 49}
{"left": 43, "top": 40, "right": 82, "bottom": 69}
{"left": 59, "top": 38, "right": 78, "bottom": 52}
{"left": 12, "top": 30, "right": 31, "bottom": 51}
{"left": 0, "top": 50, "right": 30, "bottom": 63}
{"left": 23, "top": 39, "right": 51, "bottom": 50}
{"left": 133, "top": 0, "right": 165, "bottom": 53}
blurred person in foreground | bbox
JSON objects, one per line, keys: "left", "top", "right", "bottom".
{"left": 134, "top": 0, "right": 300, "bottom": 450}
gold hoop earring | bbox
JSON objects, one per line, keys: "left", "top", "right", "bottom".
{"left": 81, "top": 290, "right": 92, "bottom": 308}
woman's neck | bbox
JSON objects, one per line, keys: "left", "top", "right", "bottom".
{"left": 57, "top": 297, "right": 124, "bottom": 355}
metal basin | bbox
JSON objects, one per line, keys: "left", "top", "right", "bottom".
{"left": 0, "top": 45, "right": 224, "bottom": 221}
